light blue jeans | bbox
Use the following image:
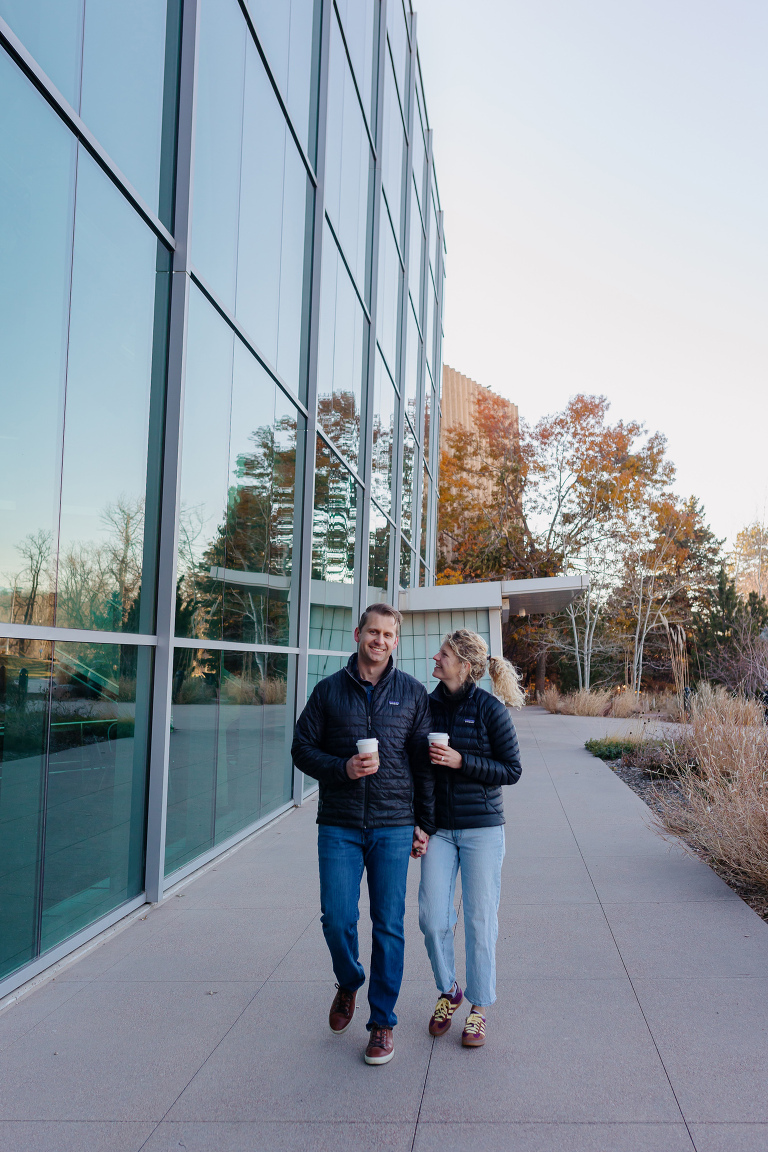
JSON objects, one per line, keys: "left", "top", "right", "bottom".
{"left": 418, "top": 826, "right": 505, "bottom": 1008}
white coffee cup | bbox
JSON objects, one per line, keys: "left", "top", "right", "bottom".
{"left": 428, "top": 732, "right": 449, "bottom": 746}
{"left": 356, "top": 737, "right": 379, "bottom": 765}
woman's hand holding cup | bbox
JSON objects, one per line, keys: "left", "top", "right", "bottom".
{"left": 428, "top": 732, "right": 463, "bottom": 770}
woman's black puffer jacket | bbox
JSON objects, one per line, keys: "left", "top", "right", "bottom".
{"left": 429, "top": 681, "right": 522, "bottom": 829}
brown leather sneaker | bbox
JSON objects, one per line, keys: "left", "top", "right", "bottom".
{"left": 461, "top": 1011, "right": 486, "bottom": 1047}
{"left": 364, "top": 1025, "right": 394, "bottom": 1064}
{"left": 329, "top": 985, "right": 357, "bottom": 1035}
{"left": 429, "top": 983, "right": 464, "bottom": 1036}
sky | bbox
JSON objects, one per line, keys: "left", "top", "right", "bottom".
{"left": 415, "top": 0, "right": 768, "bottom": 548}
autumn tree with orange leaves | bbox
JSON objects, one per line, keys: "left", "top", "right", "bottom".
{"left": 437, "top": 392, "right": 721, "bottom": 691}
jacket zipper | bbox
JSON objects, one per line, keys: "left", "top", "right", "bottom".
{"left": 346, "top": 665, "right": 390, "bottom": 831}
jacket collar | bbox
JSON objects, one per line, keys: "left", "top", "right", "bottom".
{"left": 431, "top": 679, "right": 477, "bottom": 705}
{"left": 346, "top": 651, "right": 395, "bottom": 689}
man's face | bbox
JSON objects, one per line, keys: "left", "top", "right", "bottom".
{"left": 355, "top": 612, "right": 399, "bottom": 667}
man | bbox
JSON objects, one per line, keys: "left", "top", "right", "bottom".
{"left": 292, "top": 603, "right": 435, "bottom": 1065}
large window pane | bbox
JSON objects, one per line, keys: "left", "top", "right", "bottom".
{"left": 176, "top": 290, "right": 234, "bottom": 641}
{"left": 0, "top": 642, "right": 51, "bottom": 980}
{"left": 166, "top": 648, "right": 219, "bottom": 874}
{"left": 369, "top": 503, "right": 391, "bottom": 600}
{"left": 192, "top": 0, "right": 246, "bottom": 313}
{"left": 245, "top": 0, "right": 320, "bottom": 159}
{"left": 167, "top": 646, "right": 293, "bottom": 874}
{"left": 215, "top": 651, "right": 293, "bottom": 842}
{"left": 403, "top": 300, "right": 420, "bottom": 433}
{"left": 325, "top": 16, "right": 373, "bottom": 297}
{"left": 386, "top": 0, "right": 409, "bottom": 117}
{"left": 420, "top": 465, "right": 430, "bottom": 559}
{"left": 399, "top": 537, "right": 415, "bottom": 590}
{"left": 0, "top": 56, "right": 76, "bottom": 629}
{"left": 308, "top": 605, "right": 353, "bottom": 655}
{"left": 307, "top": 652, "right": 348, "bottom": 695}
{"left": 193, "top": 0, "right": 314, "bottom": 397}
{"left": 80, "top": 0, "right": 179, "bottom": 223}
{"left": 0, "top": 0, "right": 83, "bottom": 108}
{"left": 335, "top": 0, "right": 377, "bottom": 129}
{"left": 56, "top": 157, "right": 168, "bottom": 634}
{"left": 317, "top": 231, "right": 366, "bottom": 469}
{"left": 408, "top": 182, "right": 424, "bottom": 311}
{"left": 0, "top": 0, "right": 180, "bottom": 225}
{"left": 237, "top": 36, "right": 313, "bottom": 395}
{"left": 381, "top": 51, "right": 406, "bottom": 248}
{"left": 401, "top": 417, "right": 416, "bottom": 540}
{"left": 371, "top": 353, "right": 396, "bottom": 515}
{"left": 423, "top": 386, "right": 432, "bottom": 466}
{"left": 376, "top": 211, "right": 402, "bottom": 382}
{"left": 312, "top": 438, "right": 359, "bottom": 586}
{"left": 40, "top": 641, "right": 151, "bottom": 952}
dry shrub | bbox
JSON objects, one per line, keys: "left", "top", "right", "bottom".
{"left": 220, "top": 676, "right": 257, "bottom": 705}
{"left": 260, "top": 677, "right": 287, "bottom": 705}
{"left": 651, "top": 698, "right": 768, "bottom": 887}
{"left": 539, "top": 686, "right": 561, "bottom": 714}
{"left": 559, "top": 688, "right": 612, "bottom": 716}
{"left": 611, "top": 691, "right": 644, "bottom": 718}
{"left": 690, "top": 683, "right": 764, "bottom": 727}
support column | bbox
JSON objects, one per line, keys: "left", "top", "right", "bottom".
{"left": 144, "top": 0, "right": 200, "bottom": 904}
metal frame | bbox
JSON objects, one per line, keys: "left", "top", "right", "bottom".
{"left": 356, "top": 0, "right": 389, "bottom": 623}
{"left": 144, "top": 0, "right": 201, "bottom": 904}
{"left": 293, "top": 0, "right": 333, "bottom": 804}
{"left": 0, "top": 17, "right": 175, "bottom": 249}
{"left": 0, "top": 0, "right": 446, "bottom": 996}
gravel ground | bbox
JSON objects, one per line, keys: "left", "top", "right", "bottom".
{"left": 606, "top": 757, "right": 768, "bottom": 925}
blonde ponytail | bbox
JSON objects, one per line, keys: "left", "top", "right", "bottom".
{"left": 488, "top": 656, "right": 525, "bottom": 709}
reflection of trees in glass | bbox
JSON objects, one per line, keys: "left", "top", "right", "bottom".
{"left": 369, "top": 509, "right": 390, "bottom": 595}
{"left": 175, "top": 414, "right": 297, "bottom": 650}
{"left": 371, "top": 403, "right": 394, "bottom": 512}
{"left": 1, "top": 500, "right": 146, "bottom": 634}
{"left": 316, "top": 389, "right": 360, "bottom": 468}
{"left": 401, "top": 419, "right": 416, "bottom": 539}
{"left": 312, "top": 437, "right": 356, "bottom": 584}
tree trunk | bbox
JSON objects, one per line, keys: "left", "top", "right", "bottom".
{"left": 535, "top": 650, "right": 547, "bottom": 697}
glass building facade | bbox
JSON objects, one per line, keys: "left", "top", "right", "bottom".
{"left": 0, "top": 0, "right": 444, "bottom": 994}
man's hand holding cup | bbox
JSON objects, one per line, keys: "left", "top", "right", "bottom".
{"left": 347, "top": 737, "right": 380, "bottom": 780}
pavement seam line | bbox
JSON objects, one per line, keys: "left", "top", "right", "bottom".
{"left": 412, "top": 884, "right": 465, "bottom": 1147}
{"left": 527, "top": 714, "right": 699, "bottom": 1152}
{"left": 135, "top": 909, "right": 323, "bottom": 1151}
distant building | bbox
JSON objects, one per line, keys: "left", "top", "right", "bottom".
{"left": 441, "top": 365, "right": 518, "bottom": 448}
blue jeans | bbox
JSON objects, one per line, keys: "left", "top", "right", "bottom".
{"left": 318, "top": 824, "right": 413, "bottom": 1029}
{"left": 418, "top": 826, "right": 505, "bottom": 1008}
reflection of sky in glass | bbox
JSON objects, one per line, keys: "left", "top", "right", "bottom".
{"left": 325, "top": 16, "right": 373, "bottom": 298}
{"left": 376, "top": 210, "right": 402, "bottom": 381}
{"left": 0, "top": 0, "right": 173, "bottom": 220}
{"left": 0, "top": 53, "right": 74, "bottom": 598}
{"left": 335, "top": 0, "right": 377, "bottom": 128}
{"left": 317, "top": 229, "right": 365, "bottom": 470}
{"left": 245, "top": 0, "right": 317, "bottom": 155}
{"left": 56, "top": 159, "right": 159, "bottom": 627}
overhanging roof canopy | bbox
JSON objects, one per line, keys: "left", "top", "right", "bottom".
{"left": 398, "top": 575, "right": 588, "bottom": 618}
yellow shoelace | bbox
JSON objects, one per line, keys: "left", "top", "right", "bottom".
{"left": 433, "top": 996, "right": 453, "bottom": 1022}
{"left": 464, "top": 1012, "right": 485, "bottom": 1034}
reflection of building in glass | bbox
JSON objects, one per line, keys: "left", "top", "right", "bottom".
{"left": 0, "top": 0, "right": 445, "bottom": 995}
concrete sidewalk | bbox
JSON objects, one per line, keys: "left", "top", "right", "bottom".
{"left": 2, "top": 707, "right": 768, "bottom": 1152}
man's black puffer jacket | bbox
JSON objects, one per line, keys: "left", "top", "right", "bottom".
{"left": 429, "top": 681, "right": 522, "bottom": 829}
{"left": 292, "top": 655, "right": 436, "bottom": 834}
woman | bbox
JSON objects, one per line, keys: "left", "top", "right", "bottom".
{"left": 415, "top": 629, "right": 523, "bottom": 1047}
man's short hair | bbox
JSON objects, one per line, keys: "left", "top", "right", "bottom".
{"left": 358, "top": 603, "right": 403, "bottom": 633}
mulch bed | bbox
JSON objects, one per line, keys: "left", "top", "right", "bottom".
{"left": 606, "top": 758, "right": 768, "bottom": 925}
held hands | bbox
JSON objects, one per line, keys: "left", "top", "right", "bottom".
{"left": 346, "top": 752, "right": 379, "bottom": 780}
{"left": 411, "top": 825, "right": 429, "bottom": 858}
{"left": 429, "top": 742, "right": 463, "bottom": 770}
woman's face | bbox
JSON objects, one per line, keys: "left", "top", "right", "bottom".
{"left": 432, "top": 642, "right": 468, "bottom": 687}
